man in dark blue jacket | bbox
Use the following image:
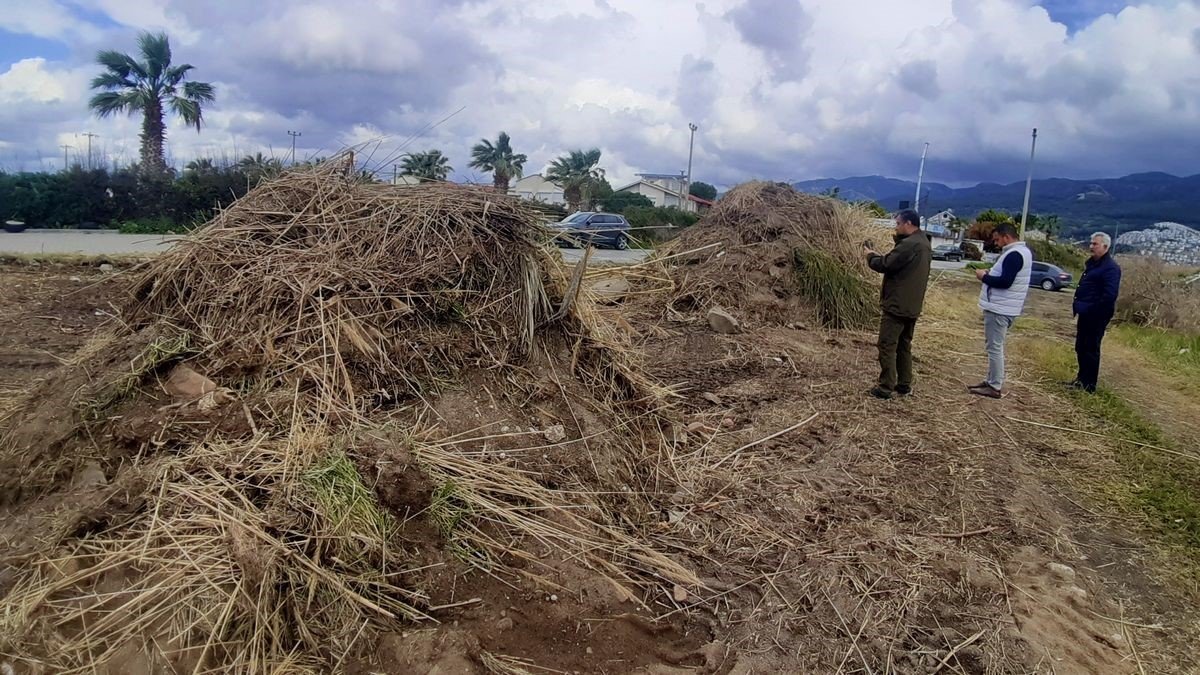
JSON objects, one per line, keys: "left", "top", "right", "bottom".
{"left": 1071, "top": 232, "right": 1122, "bottom": 393}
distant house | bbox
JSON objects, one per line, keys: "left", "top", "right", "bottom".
{"left": 509, "top": 174, "right": 566, "bottom": 206}
{"left": 392, "top": 175, "right": 422, "bottom": 187}
{"left": 925, "top": 209, "right": 955, "bottom": 228}
{"left": 614, "top": 172, "right": 699, "bottom": 213}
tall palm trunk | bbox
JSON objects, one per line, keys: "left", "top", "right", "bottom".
{"left": 493, "top": 172, "right": 509, "bottom": 193}
{"left": 140, "top": 99, "right": 167, "bottom": 175}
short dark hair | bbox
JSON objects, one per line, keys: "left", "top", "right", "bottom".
{"left": 895, "top": 209, "right": 920, "bottom": 228}
{"left": 993, "top": 223, "right": 1019, "bottom": 239}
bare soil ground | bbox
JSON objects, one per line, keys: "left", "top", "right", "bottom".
{"left": 2, "top": 262, "right": 1198, "bottom": 674}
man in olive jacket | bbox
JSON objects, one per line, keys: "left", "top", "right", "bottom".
{"left": 864, "top": 209, "right": 932, "bottom": 399}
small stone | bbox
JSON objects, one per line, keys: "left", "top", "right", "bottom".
{"left": 586, "top": 647, "right": 594, "bottom": 655}
{"left": 686, "top": 421, "right": 707, "bottom": 433}
{"left": 672, "top": 585, "right": 688, "bottom": 602}
{"left": 98, "top": 263, "right": 114, "bottom": 273}
{"left": 73, "top": 461, "right": 107, "bottom": 489}
{"left": 1065, "top": 586, "right": 1088, "bottom": 603}
{"left": 69, "top": 276, "right": 82, "bottom": 282}
{"left": 549, "top": 594, "right": 558, "bottom": 602}
{"left": 544, "top": 424, "right": 567, "bottom": 443}
{"left": 707, "top": 306, "right": 740, "bottom": 334}
{"left": 501, "top": 426, "right": 510, "bottom": 433}
{"left": 588, "top": 277, "right": 632, "bottom": 304}
{"left": 496, "top": 617, "right": 514, "bottom": 631}
{"left": 701, "top": 392, "right": 722, "bottom": 405}
{"left": 1048, "top": 563, "right": 1076, "bottom": 583}
{"left": 721, "top": 417, "right": 735, "bottom": 429}
{"left": 668, "top": 510, "right": 686, "bottom": 524}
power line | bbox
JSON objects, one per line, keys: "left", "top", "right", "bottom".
{"left": 287, "top": 130, "right": 302, "bottom": 165}
{"left": 82, "top": 132, "right": 99, "bottom": 170}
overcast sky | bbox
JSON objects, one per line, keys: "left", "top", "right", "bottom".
{"left": 1, "top": 0, "right": 1197, "bottom": 188}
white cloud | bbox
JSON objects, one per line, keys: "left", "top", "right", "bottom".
{"left": 0, "top": 0, "right": 1198, "bottom": 187}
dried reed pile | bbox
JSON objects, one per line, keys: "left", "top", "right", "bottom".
{"left": 663, "top": 181, "right": 878, "bottom": 328}
{"left": 122, "top": 158, "right": 645, "bottom": 414}
{"left": 0, "top": 160, "right": 692, "bottom": 673}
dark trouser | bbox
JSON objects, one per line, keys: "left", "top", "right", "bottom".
{"left": 1075, "top": 312, "right": 1112, "bottom": 391}
{"left": 878, "top": 311, "right": 917, "bottom": 393}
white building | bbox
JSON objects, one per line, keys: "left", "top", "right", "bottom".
{"left": 509, "top": 174, "right": 566, "bottom": 206}
{"left": 614, "top": 172, "right": 698, "bottom": 213}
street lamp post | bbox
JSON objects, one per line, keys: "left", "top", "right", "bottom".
{"left": 914, "top": 142, "right": 930, "bottom": 219}
{"left": 287, "top": 130, "right": 302, "bottom": 165}
{"left": 1018, "top": 128, "right": 1038, "bottom": 239}
{"left": 685, "top": 122, "right": 698, "bottom": 212}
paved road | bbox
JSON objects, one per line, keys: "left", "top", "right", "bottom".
{"left": 0, "top": 229, "right": 180, "bottom": 255}
{"left": 0, "top": 231, "right": 967, "bottom": 271}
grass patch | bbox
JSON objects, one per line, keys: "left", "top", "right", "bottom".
{"left": 793, "top": 248, "right": 877, "bottom": 329}
{"left": 0, "top": 252, "right": 155, "bottom": 267}
{"left": 1013, "top": 316, "right": 1050, "bottom": 334}
{"left": 79, "top": 333, "right": 193, "bottom": 420}
{"left": 1025, "top": 340, "right": 1200, "bottom": 554}
{"left": 1112, "top": 324, "right": 1200, "bottom": 394}
{"left": 303, "top": 451, "right": 394, "bottom": 541}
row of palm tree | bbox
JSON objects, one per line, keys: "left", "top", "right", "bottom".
{"left": 89, "top": 32, "right": 608, "bottom": 211}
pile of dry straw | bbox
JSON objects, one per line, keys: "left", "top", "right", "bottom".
{"left": 0, "top": 158, "right": 695, "bottom": 673}
{"left": 663, "top": 181, "right": 880, "bottom": 329}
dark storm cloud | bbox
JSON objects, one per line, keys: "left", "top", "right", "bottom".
{"left": 726, "top": 0, "right": 813, "bottom": 81}
{"left": 896, "top": 60, "right": 941, "bottom": 101}
{"left": 676, "top": 55, "right": 717, "bottom": 122}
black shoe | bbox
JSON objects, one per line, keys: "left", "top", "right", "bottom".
{"left": 869, "top": 386, "right": 892, "bottom": 400}
{"left": 1061, "top": 380, "right": 1083, "bottom": 389}
{"left": 968, "top": 384, "right": 1003, "bottom": 399}
{"left": 895, "top": 385, "right": 912, "bottom": 396}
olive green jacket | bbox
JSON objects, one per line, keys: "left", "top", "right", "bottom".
{"left": 867, "top": 231, "right": 932, "bottom": 319}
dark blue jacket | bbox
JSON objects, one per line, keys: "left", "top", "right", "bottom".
{"left": 1073, "top": 254, "right": 1121, "bottom": 318}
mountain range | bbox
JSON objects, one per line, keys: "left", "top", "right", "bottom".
{"left": 792, "top": 173, "right": 1200, "bottom": 238}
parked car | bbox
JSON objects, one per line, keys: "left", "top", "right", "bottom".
{"left": 550, "top": 211, "right": 631, "bottom": 250}
{"left": 931, "top": 244, "right": 964, "bottom": 262}
{"left": 1030, "top": 261, "right": 1073, "bottom": 291}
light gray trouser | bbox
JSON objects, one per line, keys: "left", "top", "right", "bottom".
{"left": 984, "top": 310, "right": 1015, "bottom": 390}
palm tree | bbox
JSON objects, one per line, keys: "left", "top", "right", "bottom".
{"left": 545, "top": 148, "right": 605, "bottom": 212}
{"left": 468, "top": 132, "right": 527, "bottom": 193}
{"left": 400, "top": 150, "right": 452, "bottom": 182}
{"left": 88, "top": 32, "right": 215, "bottom": 176}
{"left": 238, "top": 153, "right": 282, "bottom": 181}
{"left": 184, "top": 157, "right": 216, "bottom": 176}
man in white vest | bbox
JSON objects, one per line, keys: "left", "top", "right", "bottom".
{"left": 969, "top": 222, "right": 1032, "bottom": 399}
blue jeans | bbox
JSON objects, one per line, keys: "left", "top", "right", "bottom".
{"left": 983, "top": 311, "right": 1015, "bottom": 390}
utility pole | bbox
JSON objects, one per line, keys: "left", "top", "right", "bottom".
{"left": 685, "top": 122, "right": 698, "bottom": 212}
{"left": 287, "top": 130, "right": 302, "bottom": 165}
{"left": 914, "top": 142, "right": 930, "bottom": 220}
{"left": 393, "top": 164, "right": 399, "bottom": 185}
{"left": 60, "top": 144, "right": 72, "bottom": 171}
{"left": 1018, "top": 128, "right": 1038, "bottom": 239}
{"left": 82, "top": 132, "right": 99, "bottom": 170}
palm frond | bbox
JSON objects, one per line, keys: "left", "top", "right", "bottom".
{"left": 88, "top": 90, "right": 142, "bottom": 118}
{"left": 182, "top": 81, "right": 216, "bottom": 103}
{"left": 95, "top": 49, "right": 146, "bottom": 80}
{"left": 165, "top": 63, "right": 194, "bottom": 86}
{"left": 138, "top": 32, "right": 172, "bottom": 80}
{"left": 170, "top": 97, "right": 203, "bottom": 131}
{"left": 90, "top": 71, "right": 136, "bottom": 91}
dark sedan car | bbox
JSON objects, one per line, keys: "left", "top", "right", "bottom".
{"left": 931, "top": 244, "right": 964, "bottom": 262}
{"left": 551, "top": 212, "right": 632, "bottom": 250}
{"left": 1030, "top": 261, "right": 1073, "bottom": 291}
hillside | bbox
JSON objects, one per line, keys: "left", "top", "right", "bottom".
{"left": 794, "top": 172, "right": 1200, "bottom": 238}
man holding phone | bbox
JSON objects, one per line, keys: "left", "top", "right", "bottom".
{"left": 864, "top": 209, "right": 932, "bottom": 399}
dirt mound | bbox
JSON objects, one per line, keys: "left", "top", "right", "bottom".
{"left": 0, "top": 160, "right": 707, "bottom": 674}
{"left": 663, "top": 181, "right": 878, "bottom": 328}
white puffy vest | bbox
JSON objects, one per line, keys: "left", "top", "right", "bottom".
{"left": 978, "top": 242, "right": 1032, "bottom": 317}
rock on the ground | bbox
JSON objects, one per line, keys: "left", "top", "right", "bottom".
{"left": 543, "top": 424, "right": 567, "bottom": 443}
{"left": 495, "top": 617, "right": 514, "bottom": 631}
{"left": 707, "top": 306, "right": 740, "bottom": 334}
{"left": 72, "top": 461, "right": 107, "bottom": 489}
{"left": 163, "top": 364, "right": 218, "bottom": 400}
{"left": 589, "top": 277, "right": 632, "bottom": 304}
{"left": 1047, "top": 562, "right": 1077, "bottom": 583}
{"left": 98, "top": 263, "right": 114, "bottom": 273}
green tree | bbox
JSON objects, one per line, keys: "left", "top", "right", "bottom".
{"left": 820, "top": 186, "right": 842, "bottom": 199}
{"left": 545, "top": 148, "right": 605, "bottom": 213}
{"left": 400, "top": 150, "right": 452, "bottom": 181}
{"left": 238, "top": 153, "right": 283, "bottom": 182}
{"left": 600, "top": 190, "right": 655, "bottom": 213}
{"left": 688, "top": 181, "right": 717, "bottom": 201}
{"left": 88, "top": 32, "right": 215, "bottom": 176}
{"left": 468, "top": 131, "right": 527, "bottom": 193}
{"left": 185, "top": 158, "right": 217, "bottom": 176}
{"left": 974, "top": 209, "right": 1013, "bottom": 224}
{"left": 855, "top": 201, "right": 888, "bottom": 217}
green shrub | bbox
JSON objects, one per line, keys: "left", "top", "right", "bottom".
{"left": 117, "top": 218, "right": 188, "bottom": 234}
{"left": 961, "top": 242, "right": 983, "bottom": 261}
{"left": 1028, "top": 238, "right": 1087, "bottom": 273}
{"left": 793, "top": 248, "right": 877, "bottom": 329}
{"left": 623, "top": 206, "right": 700, "bottom": 247}
{"left": 599, "top": 190, "right": 654, "bottom": 213}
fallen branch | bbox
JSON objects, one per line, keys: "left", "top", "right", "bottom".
{"left": 1005, "top": 417, "right": 1200, "bottom": 463}
{"left": 932, "top": 629, "right": 986, "bottom": 674}
{"left": 709, "top": 412, "right": 822, "bottom": 470}
{"left": 922, "top": 527, "right": 996, "bottom": 540}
